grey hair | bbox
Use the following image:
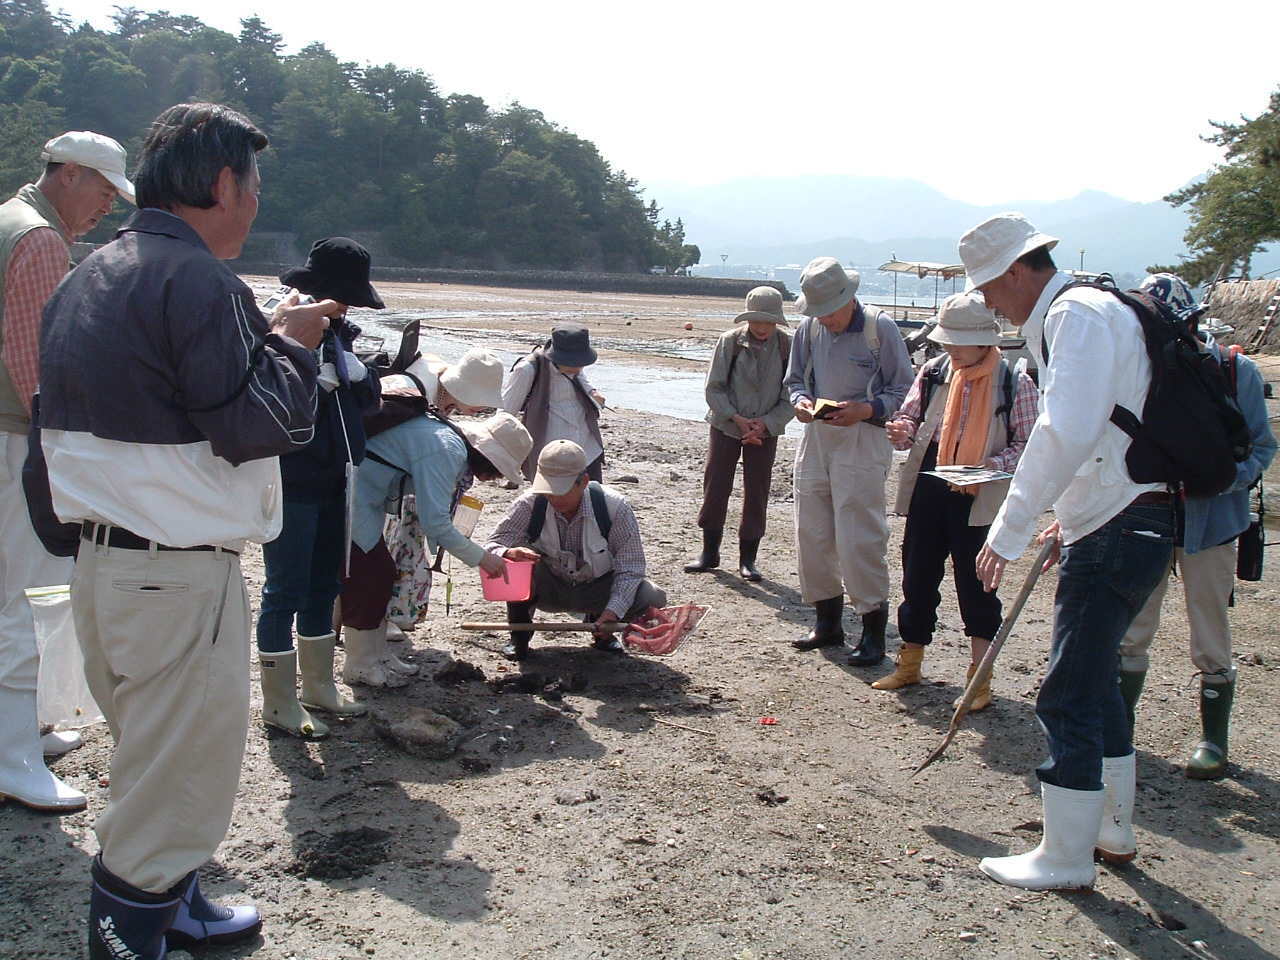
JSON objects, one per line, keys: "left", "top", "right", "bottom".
{"left": 134, "top": 103, "right": 268, "bottom": 210}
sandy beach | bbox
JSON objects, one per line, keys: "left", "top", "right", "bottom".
{"left": 3, "top": 281, "right": 1278, "bottom": 960}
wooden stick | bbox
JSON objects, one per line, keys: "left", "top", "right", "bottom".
{"left": 460, "top": 621, "right": 627, "bottom": 633}
{"left": 651, "top": 717, "right": 714, "bottom": 736}
{"left": 913, "top": 537, "right": 1057, "bottom": 777}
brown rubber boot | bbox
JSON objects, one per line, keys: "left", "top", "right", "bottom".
{"left": 955, "top": 663, "right": 993, "bottom": 712}
{"left": 871, "top": 644, "right": 924, "bottom": 690}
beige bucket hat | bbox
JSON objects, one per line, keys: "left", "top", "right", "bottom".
{"left": 733, "top": 285, "right": 789, "bottom": 325}
{"left": 459, "top": 412, "right": 531, "bottom": 486}
{"left": 41, "top": 131, "right": 135, "bottom": 204}
{"left": 926, "top": 292, "right": 1002, "bottom": 347}
{"left": 438, "top": 349, "right": 503, "bottom": 408}
{"left": 530, "top": 439, "right": 588, "bottom": 496}
{"left": 796, "top": 257, "right": 860, "bottom": 317}
{"left": 959, "top": 212, "right": 1058, "bottom": 290}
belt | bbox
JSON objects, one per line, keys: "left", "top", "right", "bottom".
{"left": 1130, "top": 491, "right": 1174, "bottom": 506}
{"left": 80, "top": 521, "right": 239, "bottom": 556}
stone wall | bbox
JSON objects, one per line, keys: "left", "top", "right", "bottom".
{"left": 1205, "top": 278, "right": 1280, "bottom": 351}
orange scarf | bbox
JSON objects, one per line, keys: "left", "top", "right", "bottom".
{"left": 937, "top": 347, "right": 1000, "bottom": 475}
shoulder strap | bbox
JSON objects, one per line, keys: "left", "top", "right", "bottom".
{"left": 527, "top": 494, "right": 549, "bottom": 541}
{"left": 920, "top": 355, "right": 950, "bottom": 414}
{"left": 995, "top": 358, "right": 1015, "bottom": 446}
{"left": 863, "top": 306, "right": 881, "bottom": 352}
{"left": 725, "top": 327, "right": 746, "bottom": 383}
{"left": 588, "top": 481, "right": 612, "bottom": 538}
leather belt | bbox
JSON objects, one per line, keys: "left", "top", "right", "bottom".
{"left": 1130, "top": 491, "right": 1174, "bottom": 506}
{"left": 81, "top": 521, "right": 238, "bottom": 556}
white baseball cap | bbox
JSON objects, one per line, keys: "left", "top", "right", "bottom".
{"left": 41, "top": 131, "right": 135, "bottom": 205}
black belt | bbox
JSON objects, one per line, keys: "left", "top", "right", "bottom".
{"left": 80, "top": 521, "right": 238, "bottom": 556}
{"left": 1130, "top": 492, "right": 1174, "bottom": 506}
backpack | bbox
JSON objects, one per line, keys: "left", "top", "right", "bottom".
{"left": 919, "top": 354, "right": 1017, "bottom": 447}
{"left": 526, "top": 481, "right": 613, "bottom": 541}
{"left": 725, "top": 326, "right": 789, "bottom": 383}
{"left": 1044, "top": 282, "right": 1251, "bottom": 498}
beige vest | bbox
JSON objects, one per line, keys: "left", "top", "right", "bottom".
{"left": 532, "top": 484, "right": 622, "bottom": 583}
{"left": 0, "top": 185, "right": 70, "bottom": 434}
{"left": 894, "top": 360, "right": 1012, "bottom": 527}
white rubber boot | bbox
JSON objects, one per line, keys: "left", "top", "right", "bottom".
{"left": 979, "top": 782, "right": 1102, "bottom": 890}
{"left": 1095, "top": 752, "right": 1137, "bottom": 864}
{"left": 341, "top": 623, "right": 408, "bottom": 688}
{"left": 42, "top": 729, "right": 83, "bottom": 756}
{"left": 0, "top": 686, "right": 86, "bottom": 811}
{"left": 259, "top": 650, "right": 328, "bottom": 738}
{"left": 298, "top": 633, "right": 366, "bottom": 718}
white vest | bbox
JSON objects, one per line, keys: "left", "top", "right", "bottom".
{"left": 531, "top": 484, "right": 623, "bottom": 583}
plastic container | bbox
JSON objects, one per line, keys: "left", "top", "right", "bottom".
{"left": 481, "top": 558, "right": 535, "bottom": 602}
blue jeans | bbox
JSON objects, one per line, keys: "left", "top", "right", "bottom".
{"left": 257, "top": 494, "right": 347, "bottom": 653}
{"left": 1035, "top": 502, "right": 1175, "bottom": 791}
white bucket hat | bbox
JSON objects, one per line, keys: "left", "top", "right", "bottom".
{"left": 926, "top": 292, "right": 1002, "bottom": 347}
{"left": 733, "top": 285, "right": 789, "bottom": 325}
{"left": 958, "top": 212, "right": 1058, "bottom": 290}
{"left": 41, "top": 131, "right": 135, "bottom": 204}
{"left": 796, "top": 257, "right": 860, "bottom": 317}
{"left": 439, "top": 349, "right": 503, "bottom": 408}
{"left": 459, "top": 412, "right": 531, "bottom": 486}
{"left": 530, "top": 439, "right": 588, "bottom": 496}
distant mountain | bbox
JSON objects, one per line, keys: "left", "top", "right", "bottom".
{"left": 644, "top": 175, "right": 1277, "bottom": 278}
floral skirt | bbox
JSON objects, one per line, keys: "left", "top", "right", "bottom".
{"left": 384, "top": 495, "right": 433, "bottom": 629}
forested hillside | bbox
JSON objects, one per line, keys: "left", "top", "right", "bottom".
{"left": 0, "top": 0, "right": 699, "bottom": 271}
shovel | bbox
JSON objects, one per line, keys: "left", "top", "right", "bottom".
{"left": 913, "top": 537, "right": 1057, "bottom": 777}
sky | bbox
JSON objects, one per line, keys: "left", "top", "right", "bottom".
{"left": 50, "top": 0, "right": 1280, "bottom": 206}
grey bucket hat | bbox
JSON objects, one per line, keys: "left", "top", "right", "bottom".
{"left": 733, "top": 285, "right": 789, "bottom": 325}
{"left": 926, "top": 292, "right": 1002, "bottom": 347}
{"left": 796, "top": 257, "right": 860, "bottom": 317}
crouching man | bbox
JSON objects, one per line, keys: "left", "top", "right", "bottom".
{"left": 486, "top": 440, "right": 666, "bottom": 660}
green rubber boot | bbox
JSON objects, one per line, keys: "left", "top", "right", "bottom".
{"left": 1117, "top": 668, "right": 1147, "bottom": 737}
{"left": 1186, "top": 671, "right": 1235, "bottom": 781}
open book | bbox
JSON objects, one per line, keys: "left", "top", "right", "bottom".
{"left": 920, "top": 465, "right": 1013, "bottom": 487}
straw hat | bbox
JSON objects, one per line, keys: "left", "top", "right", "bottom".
{"left": 926, "top": 292, "right": 1002, "bottom": 347}
{"left": 733, "top": 285, "right": 789, "bottom": 325}
{"left": 459, "top": 412, "right": 531, "bottom": 486}
{"left": 530, "top": 439, "right": 588, "bottom": 496}
{"left": 958, "top": 212, "right": 1058, "bottom": 290}
{"left": 795, "top": 257, "right": 859, "bottom": 317}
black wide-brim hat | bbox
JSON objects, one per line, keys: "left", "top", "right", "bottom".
{"left": 280, "top": 237, "right": 385, "bottom": 309}
{"left": 548, "top": 323, "right": 597, "bottom": 367}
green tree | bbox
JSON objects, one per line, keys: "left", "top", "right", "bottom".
{"left": 1155, "top": 88, "right": 1280, "bottom": 283}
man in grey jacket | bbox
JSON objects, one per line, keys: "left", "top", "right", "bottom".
{"left": 40, "top": 103, "right": 335, "bottom": 960}
{"left": 685, "top": 285, "right": 793, "bottom": 580}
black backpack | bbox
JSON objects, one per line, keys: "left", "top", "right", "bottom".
{"left": 1044, "top": 282, "right": 1251, "bottom": 498}
{"left": 526, "top": 482, "right": 612, "bottom": 541}
{"left": 919, "top": 354, "right": 1017, "bottom": 447}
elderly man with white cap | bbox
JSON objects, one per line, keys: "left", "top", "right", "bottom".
{"left": 783, "top": 256, "right": 913, "bottom": 665}
{"left": 487, "top": 439, "right": 667, "bottom": 661}
{"left": 961, "top": 212, "right": 1175, "bottom": 892}
{"left": 0, "top": 131, "right": 134, "bottom": 813}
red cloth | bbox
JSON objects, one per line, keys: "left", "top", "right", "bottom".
{"left": 3, "top": 227, "right": 67, "bottom": 415}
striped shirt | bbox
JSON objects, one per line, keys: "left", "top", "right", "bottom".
{"left": 3, "top": 227, "right": 68, "bottom": 417}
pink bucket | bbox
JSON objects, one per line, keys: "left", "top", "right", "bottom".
{"left": 481, "top": 558, "right": 535, "bottom": 602}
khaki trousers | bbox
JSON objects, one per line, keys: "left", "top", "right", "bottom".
{"left": 1119, "top": 542, "right": 1235, "bottom": 675}
{"left": 793, "top": 421, "right": 891, "bottom": 613}
{"left": 73, "top": 537, "right": 249, "bottom": 893}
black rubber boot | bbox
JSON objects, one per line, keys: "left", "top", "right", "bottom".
{"left": 848, "top": 602, "right": 889, "bottom": 666}
{"left": 738, "top": 539, "right": 763, "bottom": 582}
{"left": 89, "top": 855, "right": 181, "bottom": 960}
{"left": 792, "top": 595, "right": 845, "bottom": 650}
{"left": 684, "top": 528, "right": 723, "bottom": 573}
{"left": 503, "top": 601, "right": 534, "bottom": 661}
{"left": 1118, "top": 668, "right": 1147, "bottom": 737}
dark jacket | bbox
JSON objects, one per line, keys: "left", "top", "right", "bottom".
{"left": 280, "top": 318, "right": 382, "bottom": 499}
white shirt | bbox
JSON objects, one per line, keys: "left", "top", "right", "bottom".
{"left": 501, "top": 359, "right": 602, "bottom": 463}
{"left": 987, "top": 272, "right": 1163, "bottom": 560}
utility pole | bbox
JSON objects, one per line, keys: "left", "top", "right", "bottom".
{"left": 1079, "top": 249, "right": 1085, "bottom": 272}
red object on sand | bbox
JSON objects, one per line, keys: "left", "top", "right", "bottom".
{"left": 759, "top": 717, "right": 778, "bottom": 726}
{"left": 622, "top": 604, "right": 708, "bottom": 655}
